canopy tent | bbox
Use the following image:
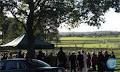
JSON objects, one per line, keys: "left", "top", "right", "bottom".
{"left": 0, "top": 34, "right": 54, "bottom": 49}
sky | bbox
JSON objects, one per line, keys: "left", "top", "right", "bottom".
{"left": 58, "top": 9, "right": 120, "bottom": 32}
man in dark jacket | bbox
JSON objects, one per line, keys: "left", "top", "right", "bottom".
{"left": 98, "top": 51, "right": 104, "bottom": 72}
{"left": 57, "top": 47, "right": 67, "bottom": 69}
{"left": 69, "top": 51, "right": 77, "bottom": 72}
{"left": 104, "top": 51, "right": 110, "bottom": 71}
{"left": 91, "top": 52, "right": 97, "bottom": 71}
{"left": 77, "top": 51, "right": 84, "bottom": 72}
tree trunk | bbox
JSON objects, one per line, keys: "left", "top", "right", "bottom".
{"left": 0, "top": 5, "right": 4, "bottom": 44}
{"left": 26, "top": 0, "right": 35, "bottom": 59}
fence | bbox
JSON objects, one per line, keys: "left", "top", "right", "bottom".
{"left": 54, "top": 40, "right": 120, "bottom": 49}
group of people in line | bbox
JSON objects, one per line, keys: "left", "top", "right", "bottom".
{"left": 56, "top": 48, "right": 116, "bottom": 72}
{"left": 0, "top": 47, "right": 116, "bottom": 72}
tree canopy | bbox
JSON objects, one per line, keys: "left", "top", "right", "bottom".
{"left": 0, "top": 0, "right": 120, "bottom": 58}
{"left": 0, "top": 0, "right": 120, "bottom": 37}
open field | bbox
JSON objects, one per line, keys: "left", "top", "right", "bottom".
{"left": 55, "top": 36, "right": 120, "bottom": 48}
{"left": 60, "top": 36, "right": 120, "bottom": 40}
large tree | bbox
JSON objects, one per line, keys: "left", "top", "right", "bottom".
{"left": 0, "top": 0, "right": 120, "bottom": 58}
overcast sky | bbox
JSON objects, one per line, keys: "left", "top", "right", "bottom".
{"left": 58, "top": 9, "right": 120, "bottom": 32}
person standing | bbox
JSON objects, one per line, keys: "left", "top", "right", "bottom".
{"left": 77, "top": 51, "right": 84, "bottom": 72}
{"left": 48, "top": 52, "right": 56, "bottom": 66}
{"left": 82, "top": 51, "right": 88, "bottom": 72}
{"left": 69, "top": 51, "right": 77, "bottom": 72}
{"left": 109, "top": 51, "right": 116, "bottom": 72}
{"left": 17, "top": 51, "right": 24, "bottom": 58}
{"left": 87, "top": 52, "right": 91, "bottom": 69}
{"left": 37, "top": 50, "right": 44, "bottom": 61}
{"left": 110, "top": 51, "right": 115, "bottom": 58}
{"left": 1, "top": 53, "right": 8, "bottom": 60}
{"left": 7, "top": 52, "right": 13, "bottom": 59}
{"left": 91, "top": 52, "right": 97, "bottom": 71}
{"left": 104, "top": 51, "right": 110, "bottom": 71}
{"left": 97, "top": 51, "right": 104, "bottom": 72}
{"left": 57, "top": 47, "right": 67, "bottom": 69}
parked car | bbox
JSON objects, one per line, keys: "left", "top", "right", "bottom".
{"left": 0, "top": 58, "right": 64, "bottom": 72}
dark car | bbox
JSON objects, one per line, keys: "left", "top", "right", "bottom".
{"left": 0, "top": 58, "right": 64, "bottom": 72}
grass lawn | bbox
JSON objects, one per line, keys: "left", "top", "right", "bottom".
{"left": 56, "top": 36, "right": 120, "bottom": 48}
{"left": 55, "top": 43, "right": 119, "bottom": 48}
{"left": 60, "top": 36, "right": 120, "bottom": 40}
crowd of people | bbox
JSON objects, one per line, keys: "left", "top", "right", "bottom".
{"left": 0, "top": 47, "right": 116, "bottom": 72}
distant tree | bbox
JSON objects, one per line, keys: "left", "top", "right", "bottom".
{"left": 0, "top": 0, "right": 120, "bottom": 58}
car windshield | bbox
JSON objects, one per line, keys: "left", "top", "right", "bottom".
{"left": 28, "top": 59, "right": 50, "bottom": 67}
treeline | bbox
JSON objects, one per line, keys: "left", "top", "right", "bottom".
{"left": 59, "top": 31, "right": 120, "bottom": 37}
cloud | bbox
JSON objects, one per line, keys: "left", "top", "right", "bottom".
{"left": 58, "top": 9, "right": 120, "bottom": 32}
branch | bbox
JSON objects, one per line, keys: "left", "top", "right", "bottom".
{"left": 33, "top": 15, "right": 41, "bottom": 31}
{"left": 16, "top": 6, "right": 28, "bottom": 16}
{"left": 34, "top": 0, "right": 47, "bottom": 10}
{"left": 9, "top": 10, "right": 27, "bottom": 32}
{"left": 34, "top": 0, "right": 41, "bottom": 8}
{"left": 11, "top": 2, "right": 28, "bottom": 16}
